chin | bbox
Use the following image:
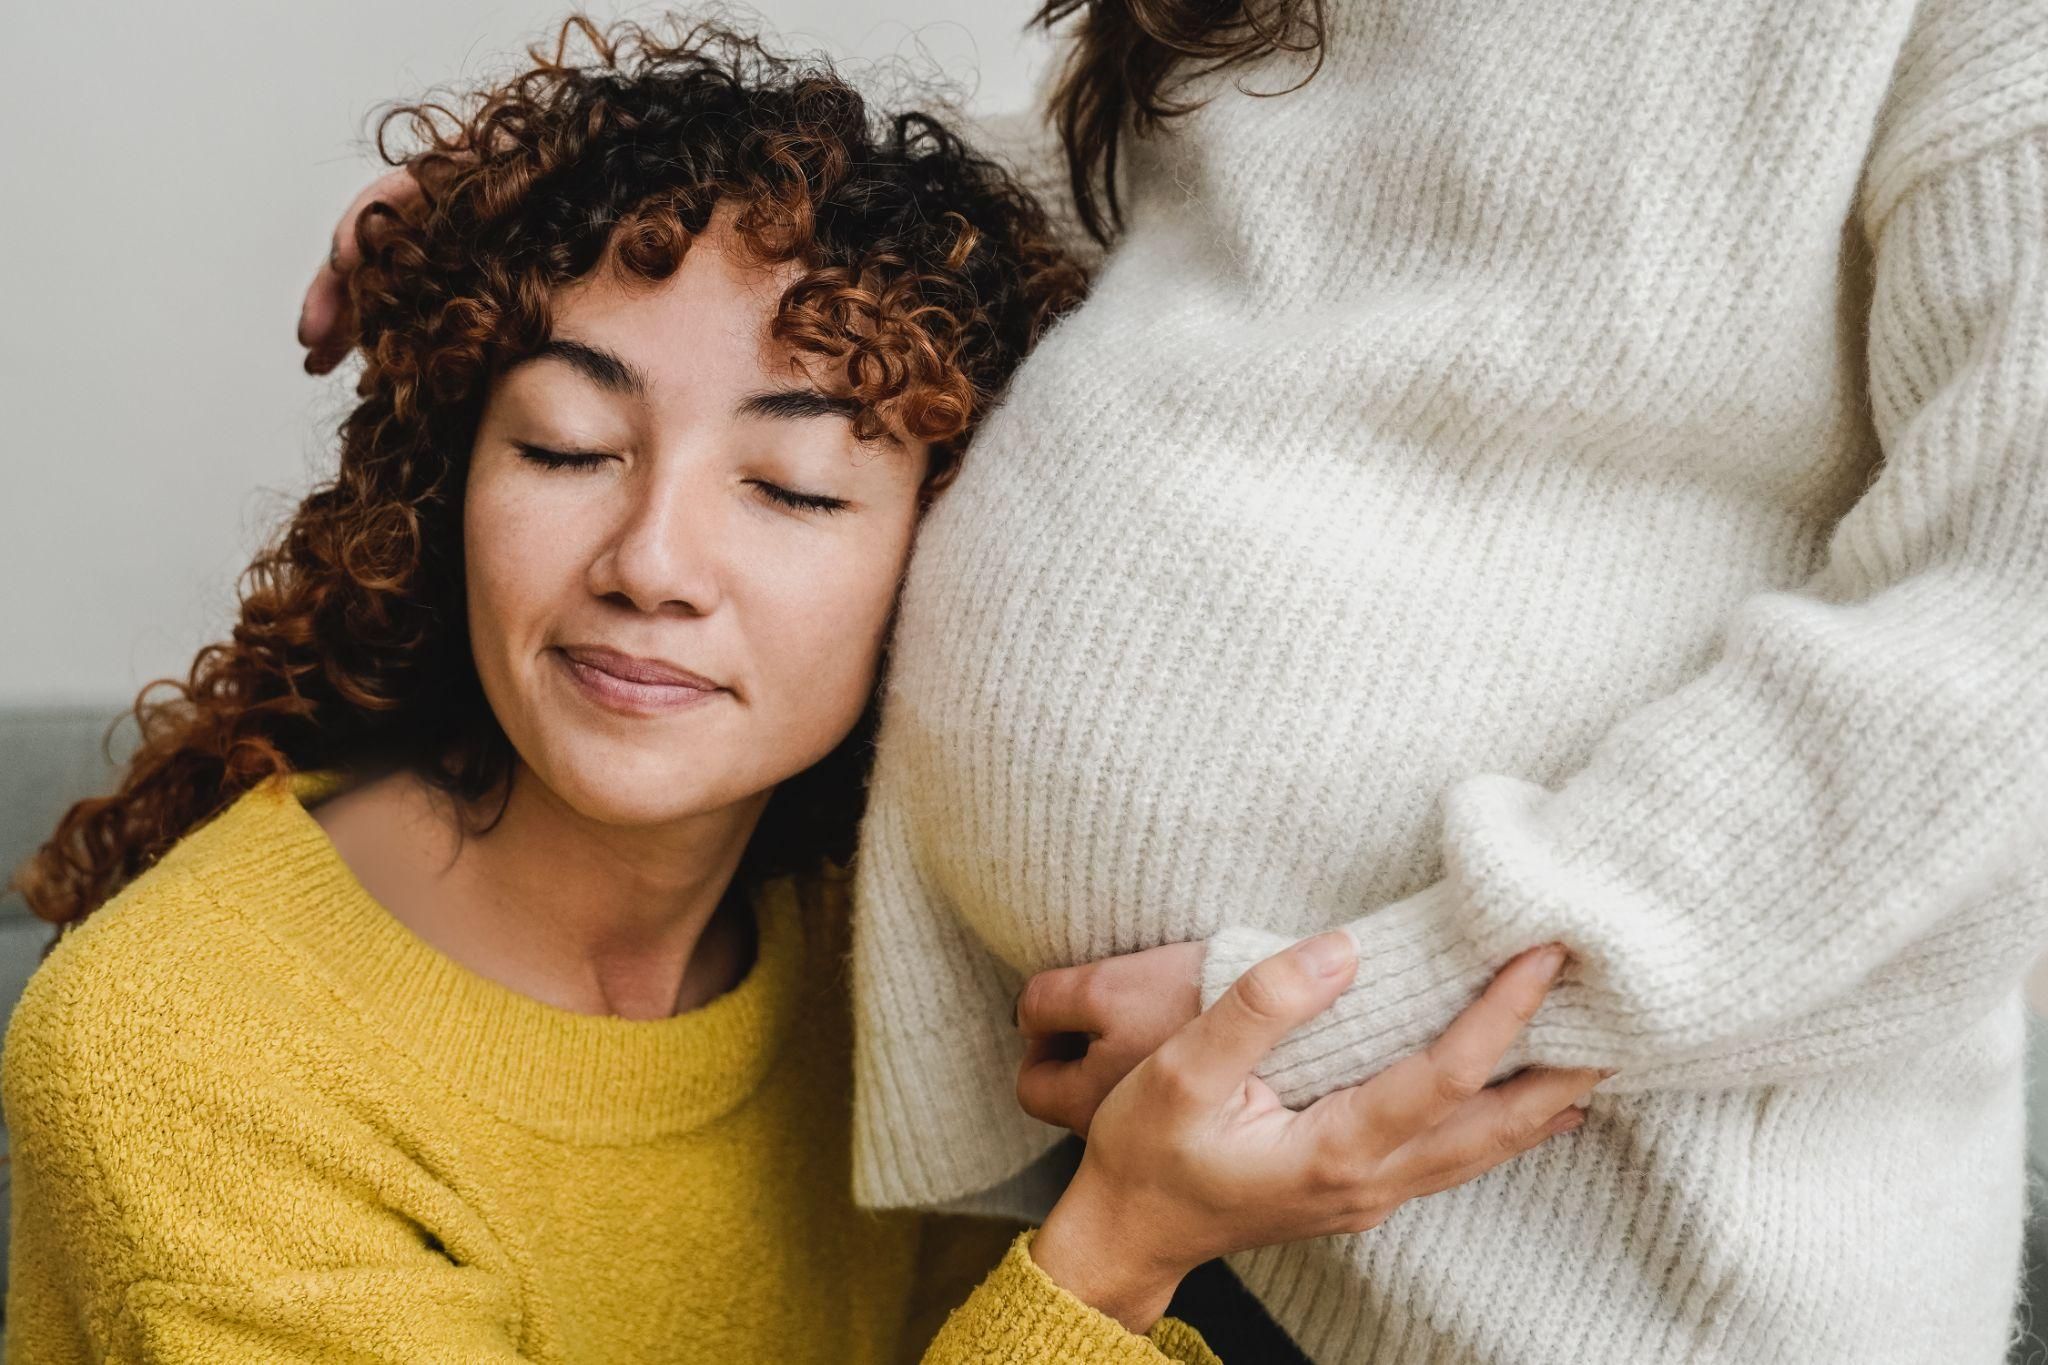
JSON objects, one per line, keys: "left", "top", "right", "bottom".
{"left": 519, "top": 737, "right": 748, "bottom": 830}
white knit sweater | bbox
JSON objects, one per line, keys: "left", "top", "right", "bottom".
{"left": 850, "top": 2, "right": 2048, "bottom": 1361}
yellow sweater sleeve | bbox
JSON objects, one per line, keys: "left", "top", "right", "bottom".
{"left": 918, "top": 1230, "right": 1221, "bottom": 1365}
{"left": 901, "top": 1212, "right": 1028, "bottom": 1352}
{"left": 2, "top": 927, "right": 530, "bottom": 1363}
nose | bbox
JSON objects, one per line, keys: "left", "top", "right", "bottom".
{"left": 587, "top": 469, "right": 724, "bottom": 617}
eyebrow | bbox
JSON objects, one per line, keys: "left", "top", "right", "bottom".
{"left": 510, "top": 338, "right": 651, "bottom": 398}
{"left": 735, "top": 388, "right": 865, "bottom": 423}
{"left": 507, "top": 342, "right": 879, "bottom": 435}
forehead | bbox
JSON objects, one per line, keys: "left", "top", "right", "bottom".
{"left": 545, "top": 208, "right": 810, "bottom": 401}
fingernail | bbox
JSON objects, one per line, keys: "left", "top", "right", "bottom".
{"left": 1572, "top": 1093, "right": 1593, "bottom": 1109}
{"left": 1553, "top": 1110, "right": 1585, "bottom": 1135}
{"left": 1297, "top": 930, "right": 1354, "bottom": 977}
{"left": 1532, "top": 944, "right": 1567, "bottom": 979}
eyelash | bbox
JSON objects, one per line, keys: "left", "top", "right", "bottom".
{"left": 514, "top": 443, "right": 611, "bottom": 472}
{"left": 512, "top": 443, "right": 851, "bottom": 515}
{"left": 753, "top": 482, "right": 851, "bottom": 515}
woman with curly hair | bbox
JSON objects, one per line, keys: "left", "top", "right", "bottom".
{"left": 6, "top": 20, "right": 1600, "bottom": 1363}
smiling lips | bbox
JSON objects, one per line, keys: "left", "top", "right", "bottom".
{"left": 555, "top": 645, "right": 726, "bottom": 715}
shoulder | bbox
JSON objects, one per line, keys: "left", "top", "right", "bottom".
{"left": 10, "top": 840, "right": 270, "bottom": 1061}
{"left": 3, "top": 786, "right": 363, "bottom": 1181}
{"left": 0, "top": 799, "right": 518, "bottom": 1333}
{"left": 1, "top": 802, "right": 445, "bottom": 1295}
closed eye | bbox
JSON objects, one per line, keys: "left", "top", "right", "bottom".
{"left": 514, "top": 442, "right": 615, "bottom": 472}
{"left": 751, "top": 480, "right": 851, "bottom": 515}
{"left": 514, "top": 444, "right": 847, "bottom": 513}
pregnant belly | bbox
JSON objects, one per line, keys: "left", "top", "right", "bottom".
{"left": 877, "top": 404, "right": 1821, "bottom": 972}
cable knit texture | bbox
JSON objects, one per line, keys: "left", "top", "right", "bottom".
{"left": 851, "top": 1, "right": 2048, "bottom": 1361}
{"left": 1, "top": 777, "right": 1217, "bottom": 1365}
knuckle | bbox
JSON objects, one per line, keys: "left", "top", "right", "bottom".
{"left": 1496, "top": 1114, "right": 1546, "bottom": 1155}
{"left": 1430, "top": 1060, "right": 1486, "bottom": 1107}
{"left": 1302, "top": 1143, "right": 1363, "bottom": 1193}
{"left": 1302, "top": 1155, "right": 1344, "bottom": 1194}
{"left": 1075, "top": 968, "right": 1116, "bottom": 1020}
{"left": 1233, "top": 962, "right": 1296, "bottom": 1023}
{"left": 1144, "top": 1054, "right": 1201, "bottom": 1107}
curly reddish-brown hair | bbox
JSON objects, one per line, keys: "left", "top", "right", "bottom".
{"left": 17, "top": 17, "right": 1085, "bottom": 929}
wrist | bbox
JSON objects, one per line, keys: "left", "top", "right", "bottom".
{"left": 1031, "top": 1181, "right": 1187, "bottom": 1335}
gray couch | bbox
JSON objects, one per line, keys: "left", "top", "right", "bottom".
{"left": 0, "top": 707, "right": 138, "bottom": 1307}
{"left": 2, "top": 703, "right": 2045, "bottom": 1355}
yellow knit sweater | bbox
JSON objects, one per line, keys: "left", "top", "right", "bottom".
{"left": 2, "top": 776, "right": 1218, "bottom": 1364}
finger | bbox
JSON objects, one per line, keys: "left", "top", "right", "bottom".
{"left": 1388, "top": 1065, "right": 1605, "bottom": 1181}
{"left": 298, "top": 263, "right": 348, "bottom": 360}
{"left": 1021, "top": 1030, "right": 1092, "bottom": 1066}
{"left": 1016, "top": 1053, "right": 1118, "bottom": 1136}
{"left": 1015, "top": 1056, "right": 1082, "bottom": 1130}
{"left": 1146, "top": 931, "right": 1356, "bottom": 1109}
{"left": 1402, "top": 1104, "right": 1585, "bottom": 1202}
{"left": 1349, "top": 944, "right": 1566, "bottom": 1140}
{"left": 333, "top": 167, "right": 422, "bottom": 275}
{"left": 299, "top": 166, "right": 421, "bottom": 360}
{"left": 1015, "top": 965, "right": 1103, "bottom": 1038}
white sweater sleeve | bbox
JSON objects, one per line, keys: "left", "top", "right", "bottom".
{"left": 1201, "top": 13, "right": 2048, "bottom": 1100}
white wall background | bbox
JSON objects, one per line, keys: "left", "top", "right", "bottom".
{"left": 0, "top": 0, "right": 1050, "bottom": 708}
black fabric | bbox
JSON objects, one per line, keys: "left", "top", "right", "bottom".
{"left": 1166, "top": 1257, "right": 1314, "bottom": 1364}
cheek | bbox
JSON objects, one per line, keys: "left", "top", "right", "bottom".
{"left": 463, "top": 478, "right": 586, "bottom": 669}
{"left": 748, "top": 530, "right": 910, "bottom": 729}
{"left": 465, "top": 486, "right": 528, "bottom": 656}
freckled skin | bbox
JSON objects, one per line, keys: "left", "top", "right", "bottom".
{"left": 464, "top": 208, "right": 930, "bottom": 835}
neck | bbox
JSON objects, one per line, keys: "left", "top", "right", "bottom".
{"left": 319, "top": 764, "right": 771, "bottom": 1020}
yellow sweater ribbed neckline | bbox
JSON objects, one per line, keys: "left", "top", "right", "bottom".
{"left": 173, "top": 772, "right": 806, "bottom": 1145}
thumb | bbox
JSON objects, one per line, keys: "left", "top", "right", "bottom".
{"left": 1148, "top": 931, "right": 1356, "bottom": 1108}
